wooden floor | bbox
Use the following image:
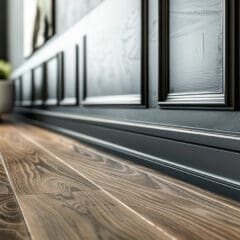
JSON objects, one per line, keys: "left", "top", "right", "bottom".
{"left": 0, "top": 120, "right": 240, "bottom": 239}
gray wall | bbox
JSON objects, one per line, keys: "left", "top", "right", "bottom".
{"left": 8, "top": 0, "right": 23, "bottom": 68}
{"left": 7, "top": 0, "right": 103, "bottom": 69}
{"left": 56, "top": 0, "right": 103, "bottom": 34}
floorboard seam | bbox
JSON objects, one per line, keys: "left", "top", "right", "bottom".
{"left": 0, "top": 153, "right": 32, "bottom": 240}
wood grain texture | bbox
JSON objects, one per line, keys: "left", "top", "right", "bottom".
{"left": 0, "top": 123, "right": 169, "bottom": 240}
{"left": 0, "top": 194, "right": 30, "bottom": 240}
{"left": 0, "top": 163, "right": 12, "bottom": 195}
{"left": 19, "top": 191, "right": 167, "bottom": 240}
{"left": 16, "top": 122, "right": 240, "bottom": 240}
{"left": 0, "top": 158, "right": 30, "bottom": 240}
{"left": 0, "top": 126, "right": 98, "bottom": 195}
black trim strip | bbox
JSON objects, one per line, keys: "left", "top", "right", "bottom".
{"left": 15, "top": 108, "right": 240, "bottom": 153}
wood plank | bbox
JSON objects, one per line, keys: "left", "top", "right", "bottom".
{"left": 0, "top": 124, "right": 169, "bottom": 240}
{"left": 0, "top": 156, "right": 30, "bottom": 240}
{"left": 0, "top": 125, "right": 98, "bottom": 195}
{"left": 0, "top": 194, "right": 30, "bottom": 240}
{"left": 19, "top": 191, "right": 167, "bottom": 240}
{"left": 16, "top": 122, "right": 240, "bottom": 240}
{"left": 0, "top": 163, "right": 12, "bottom": 195}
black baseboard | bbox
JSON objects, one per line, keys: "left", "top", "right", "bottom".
{"left": 13, "top": 109, "right": 240, "bottom": 201}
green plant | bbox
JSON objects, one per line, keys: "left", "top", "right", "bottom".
{"left": 0, "top": 60, "right": 11, "bottom": 80}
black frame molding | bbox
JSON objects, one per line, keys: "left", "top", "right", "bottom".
{"left": 159, "top": 0, "right": 236, "bottom": 109}
{"left": 81, "top": 0, "right": 148, "bottom": 107}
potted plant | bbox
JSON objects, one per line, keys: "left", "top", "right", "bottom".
{"left": 0, "top": 60, "right": 14, "bottom": 116}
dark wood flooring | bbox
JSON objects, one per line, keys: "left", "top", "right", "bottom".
{"left": 0, "top": 120, "right": 239, "bottom": 239}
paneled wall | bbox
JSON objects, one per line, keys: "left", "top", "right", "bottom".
{"left": 13, "top": 0, "right": 235, "bottom": 108}
{"left": 7, "top": 0, "right": 104, "bottom": 68}
{"left": 12, "top": 0, "right": 240, "bottom": 200}
{"left": 13, "top": 0, "right": 146, "bottom": 107}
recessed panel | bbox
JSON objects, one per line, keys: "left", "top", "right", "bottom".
{"left": 22, "top": 71, "right": 32, "bottom": 106}
{"left": 14, "top": 78, "right": 21, "bottom": 106}
{"left": 46, "top": 56, "right": 58, "bottom": 105}
{"left": 33, "top": 65, "right": 44, "bottom": 105}
{"left": 169, "top": 0, "right": 224, "bottom": 94}
{"left": 85, "top": 0, "right": 142, "bottom": 104}
{"left": 60, "top": 47, "right": 77, "bottom": 105}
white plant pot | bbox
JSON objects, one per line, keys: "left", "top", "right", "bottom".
{"left": 0, "top": 81, "right": 14, "bottom": 115}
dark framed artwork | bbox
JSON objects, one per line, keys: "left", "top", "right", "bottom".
{"left": 24, "top": 0, "right": 55, "bottom": 57}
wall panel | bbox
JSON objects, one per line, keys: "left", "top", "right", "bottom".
{"left": 33, "top": 65, "right": 44, "bottom": 106}
{"left": 170, "top": 0, "right": 224, "bottom": 94}
{"left": 45, "top": 56, "right": 59, "bottom": 106}
{"left": 60, "top": 47, "right": 78, "bottom": 106}
{"left": 83, "top": 0, "right": 144, "bottom": 105}
{"left": 14, "top": 78, "right": 22, "bottom": 106}
{"left": 22, "top": 71, "right": 32, "bottom": 106}
{"left": 159, "top": 0, "right": 234, "bottom": 107}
